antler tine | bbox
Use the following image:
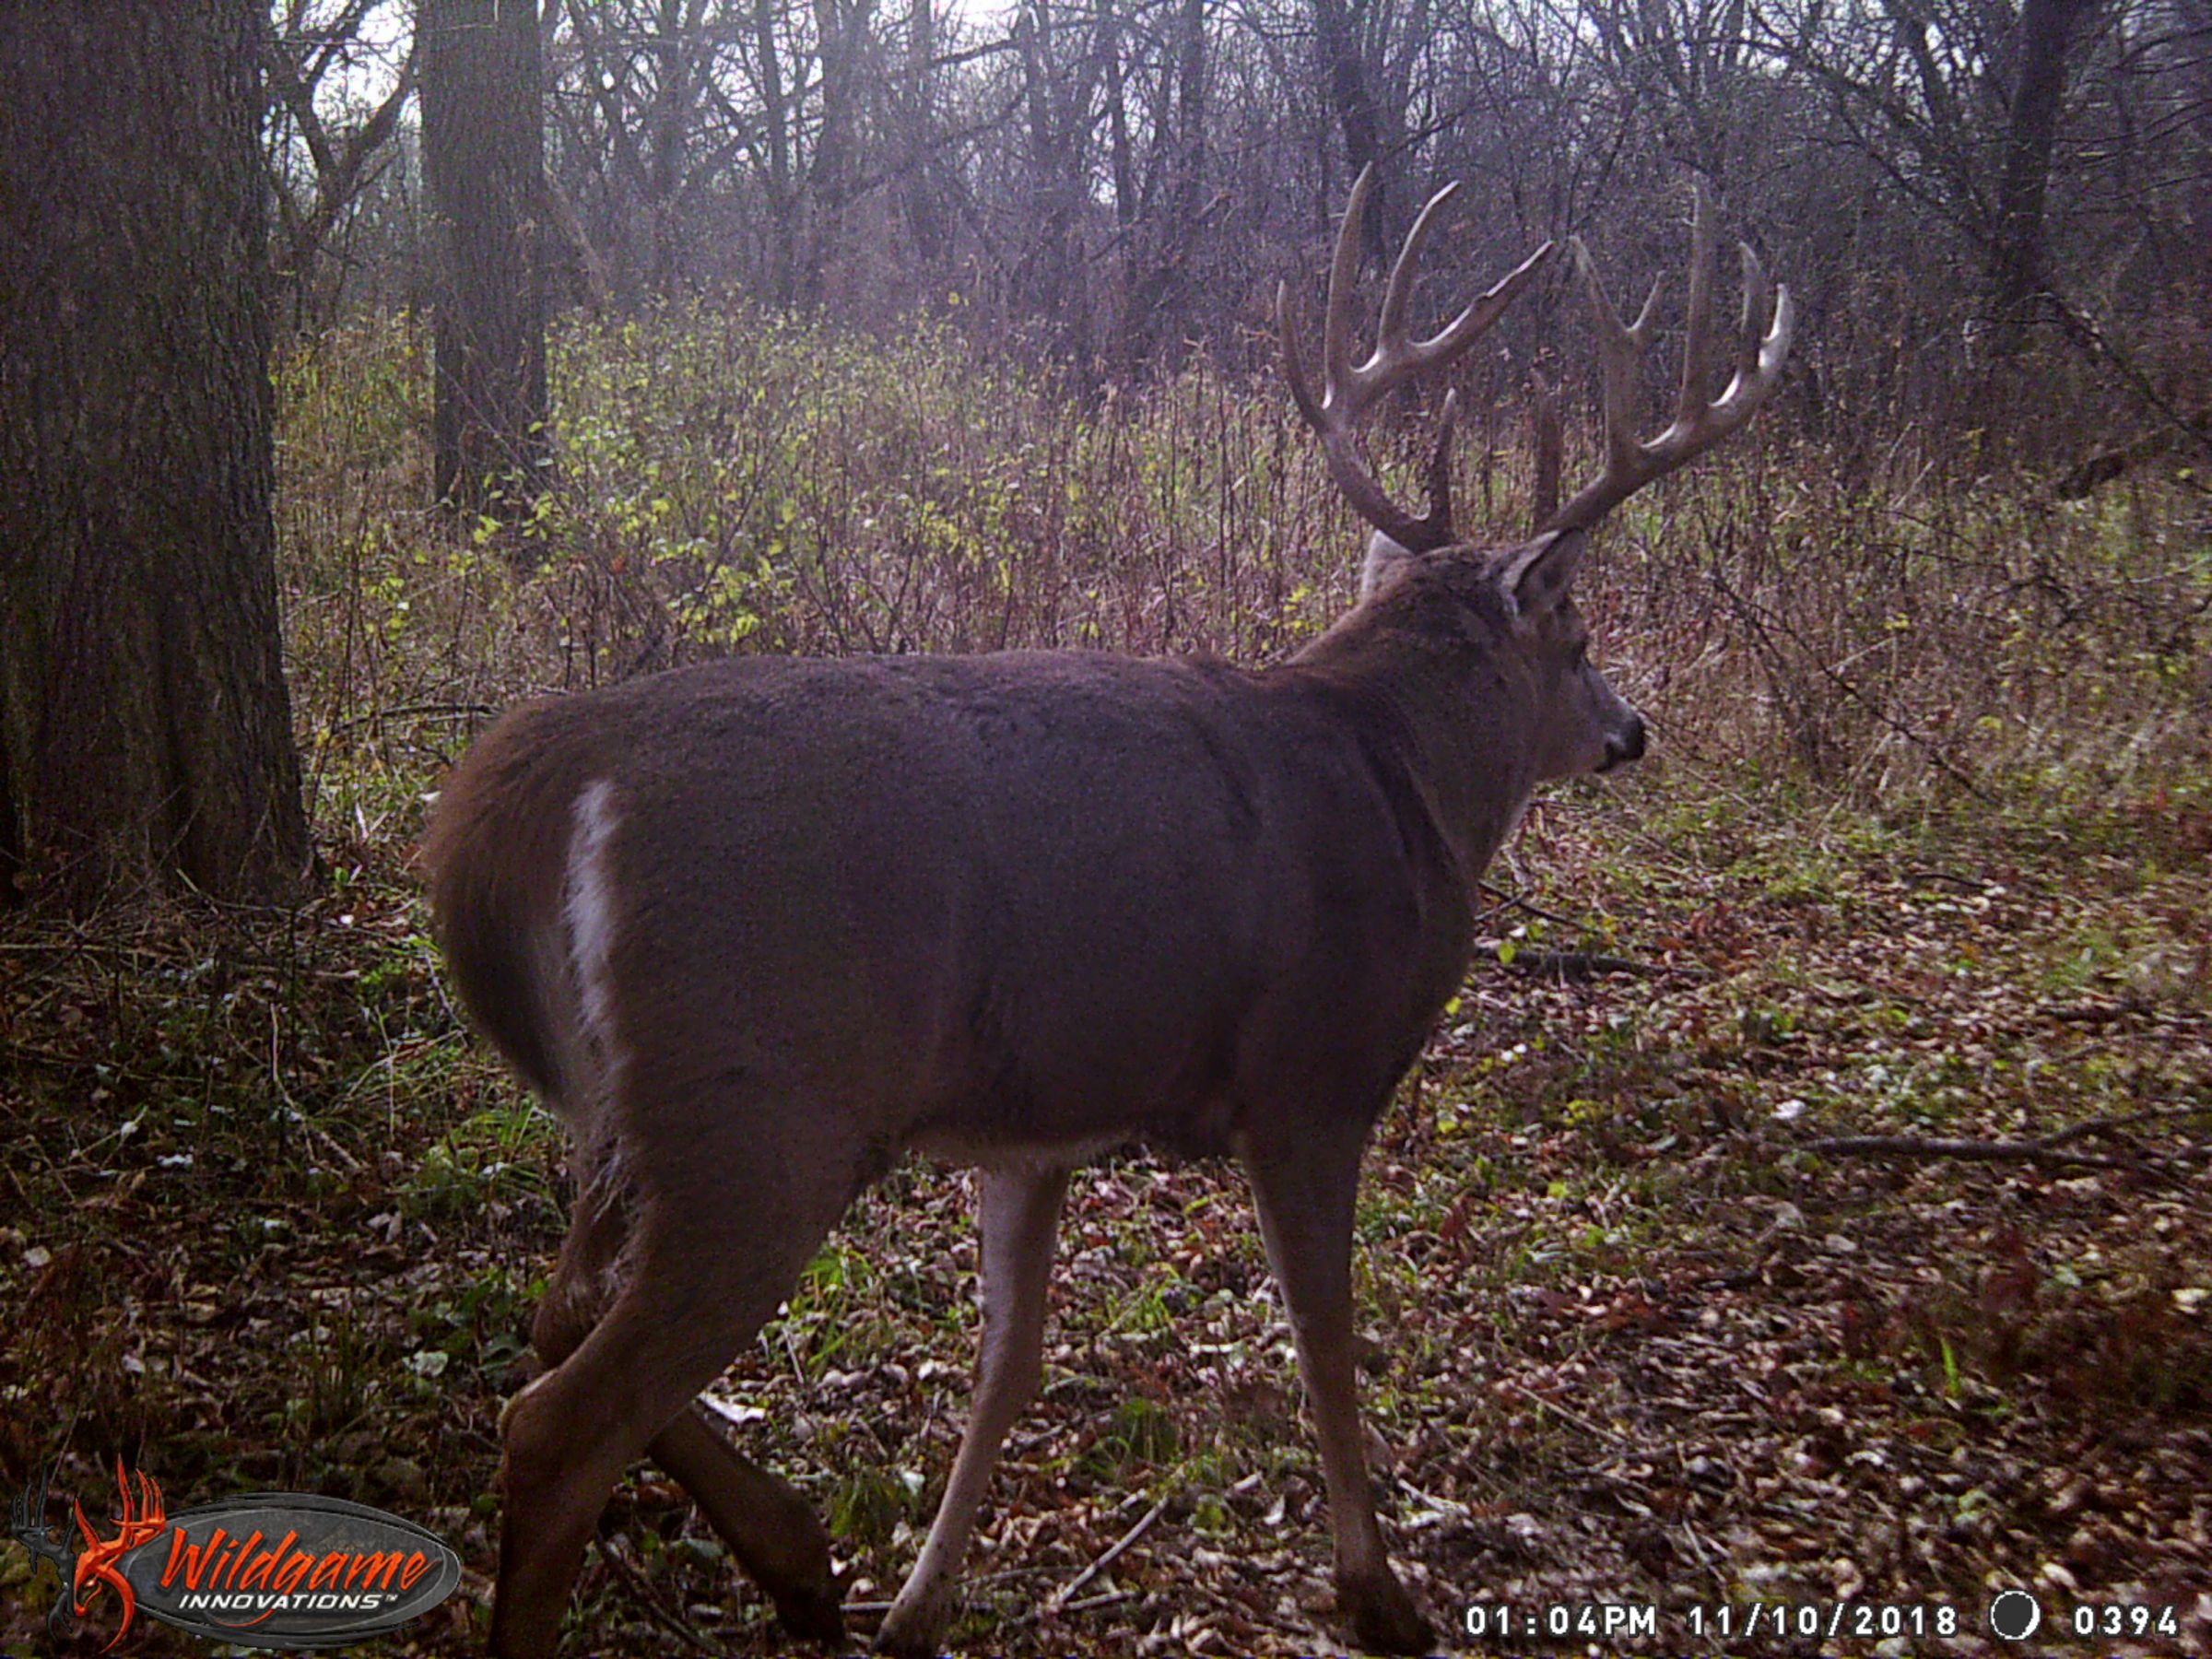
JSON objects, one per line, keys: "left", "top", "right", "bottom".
{"left": 1282, "top": 167, "right": 1552, "bottom": 555}
{"left": 1528, "top": 370, "right": 1563, "bottom": 532}
{"left": 1418, "top": 237, "right": 1555, "bottom": 376}
{"left": 10, "top": 1464, "right": 74, "bottom": 1574}
{"left": 1543, "top": 182, "right": 1794, "bottom": 536}
{"left": 1319, "top": 165, "right": 1376, "bottom": 416}
{"left": 1275, "top": 280, "right": 1324, "bottom": 430}
{"left": 1570, "top": 238, "right": 1658, "bottom": 478}
{"left": 1728, "top": 243, "right": 1788, "bottom": 412}
{"left": 1374, "top": 181, "right": 1456, "bottom": 358}
{"left": 1277, "top": 276, "right": 1431, "bottom": 553}
{"left": 1424, "top": 388, "right": 1460, "bottom": 533}
{"left": 13, "top": 1464, "right": 46, "bottom": 1530}
{"left": 1675, "top": 178, "right": 1718, "bottom": 432}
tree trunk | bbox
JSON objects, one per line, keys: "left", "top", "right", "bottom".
{"left": 802, "top": 0, "right": 872, "bottom": 308}
{"left": 646, "top": 0, "right": 710, "bottom": 294}
{"left": 752, "top": 0, "right": 799, "bottom": 304}
{"left": 1311, "top": 0, "right": 1401, "bottom": 265}
{"left": 896, "top": 0, "right": 952, "bottom": 265}
{"left": 1121, "top": 0, "right": 1209, "bottom": 372}
{"left": 419, "top": 0, "right": 548, "bottom": 516}
{"left": 0, "top": 1, "right": 308, "bottom": 908}
{"left": 1988, "top": 0, "right": 2100, "bottom": 351}
{"left": 1014, "top": 0, "right": 1099, "bottom": 374}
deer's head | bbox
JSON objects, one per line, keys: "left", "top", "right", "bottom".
{"left": 1279, "top": 169, "right": 1794, "bottom": 785}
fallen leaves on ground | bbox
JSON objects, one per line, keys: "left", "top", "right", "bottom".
{"left": 2, "top": 771, "right": 2207, "bottom": 1656}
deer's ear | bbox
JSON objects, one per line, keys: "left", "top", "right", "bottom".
{"left": 1495, "top": 528, "right": 1589, "bottom": 619}
{"left": 1359, "top": 530, "right": 1418, "bottom": 600}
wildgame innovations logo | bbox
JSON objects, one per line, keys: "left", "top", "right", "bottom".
{"left": 8, "top": 1458, "right": 463, "bottom": 1651}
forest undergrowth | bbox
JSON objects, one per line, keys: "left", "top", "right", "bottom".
{"left": 3, "top": 309, "right": 2207, "bottom": 1655}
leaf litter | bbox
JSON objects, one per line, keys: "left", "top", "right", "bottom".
{"left": 2, "top": 770, "right": 2207, "bottom": 1656}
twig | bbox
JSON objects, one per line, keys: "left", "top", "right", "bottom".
{"left": 2032, "top": 284, "right": 2212, "bottom": 475}
{"left": 0, "top": 939, "right": 165, "bottom": 959}
{"left": 1804, "top": 1134, "right": 2133, "bottom": 1169}
{"left": 1801, "top": 1107, "right": 2212, "bottom": 1171}
{"left": 331, "top": 700, "right": 496, "bottom": 735}
{"left": 1475, "top": 882, "right": 1575, "bottom": 928}
{"left": 1044, "top": 1489, "right": 1172, "bottom": 1614}
{"left": 1497, "top": 948, "right": 1673, "bottom": 981}
{"left": 1704, "top": 564, "right": 1991, "bottom": 801}
{"left": 1902, "top": 868, "right": 1987, "bottom": 892}
{"left": 1467, "top": 888, "right": 1700, "bottom": 981}
{"left": 2037, "top": 1104, "right": 2208, "bottom": 1147}
{"left": 846, "top": 1565, "right": 1047, "bottom": 1616}
{"left": 1502, "top": 1378, "right": 1628, "bottom": 1448}
{"left": 596, "top": 1538, "right": 739, "bottom": 1659}
{"left": 303, "top": 1119, "right": 365, "bottom": 1174}
{"left": 1057, "top": 1589, "right": 1140, "bottom": 1615}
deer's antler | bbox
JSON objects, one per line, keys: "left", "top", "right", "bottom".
{"left": 1279, "top": 166, "right": 1553, "bottom": 555}
{"left": 11, "top": 1465, "right": 79, "bottom": 1641}
{"left": 1541, "top": 178, "right": 1795, "bottom": 535}
{"left": 10, "top": 1466, "right": 73, "bottom": 1571}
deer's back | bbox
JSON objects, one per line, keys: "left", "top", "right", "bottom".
{"left": 429, "top": 652, "right": 1474, "bottom": 1160}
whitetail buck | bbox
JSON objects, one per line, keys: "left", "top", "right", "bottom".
{"left": 425, "top": 171, "right": 1791, "bottom": 1657}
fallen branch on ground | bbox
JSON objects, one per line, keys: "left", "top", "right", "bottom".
{"left": 1043, "top": 1489, "right": 1173, "bottom": 1616}
{"left": 1805, "top": 1107, "right": 2212, "bottom": 1173}
{"left": 597, "top": 1536, "right": 739, "bottom": 1659}
{"left": 1499, "top": 948, "right": 1668, "bottom": 980}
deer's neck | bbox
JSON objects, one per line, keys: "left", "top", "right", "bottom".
{"left": 1288, "top": 610, "right": 1539, "bottom": 901}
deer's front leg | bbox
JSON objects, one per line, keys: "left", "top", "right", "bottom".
{"left": 1243, "top": 1125, "right": 1434, "bottom": 1655}
{"left": 877, "top": 1164, "right": 1069, "bottom": 1658}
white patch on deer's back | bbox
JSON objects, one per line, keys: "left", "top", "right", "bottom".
{"left": 565, "top": 778, "right": 623, "bottom": 1082}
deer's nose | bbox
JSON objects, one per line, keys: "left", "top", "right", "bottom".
{"left": 1604, "top": 716, "right": 1646, "bottom": 770}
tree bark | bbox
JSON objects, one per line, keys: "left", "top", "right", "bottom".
{"left": 803, "top": 0, "right": 873, "bottom": 308}
{"left": 1311, "top": 0, "right": 1402, "bottom": 264}
{"left": 895, "top": 0, "right": 952, "bottom": 265}
{"left": 0, "top": 1, "right": 309, "bottom": 907}
{"left": 1014, "top": 0, "right": 1100, "bottom": 374}
{"left": 419, "top": 0, "right": 549, "bottom": 516}
{"left": 750, "top": 0, "right": 799, "bottom": 303}
{"left": 1121, "top": 0, "right": 1209, "bottom": 372}
{"left": 1988, "top": 0, "right": 2101, "bottom": 350}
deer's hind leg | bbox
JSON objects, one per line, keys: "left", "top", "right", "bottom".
{"left": 651, "top": 1400, "right": 843, "bottom": 1641}
{"left": 526, "top": 1149, "right": 843, "bottom": 1641}
{"left": 496, "top": 1105, "right": 848, "bottom": 1657}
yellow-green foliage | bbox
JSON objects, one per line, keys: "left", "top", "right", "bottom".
{"left": 274, "top": 302, "right": 2209, "bottom": 835}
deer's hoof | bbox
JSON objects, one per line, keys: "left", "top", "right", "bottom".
{"left": 1343, "top": 1568, "right": 1435, "bottom": 1655}
{"left": 769, "top": 1575, "right": 846, "bottom": 1647}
